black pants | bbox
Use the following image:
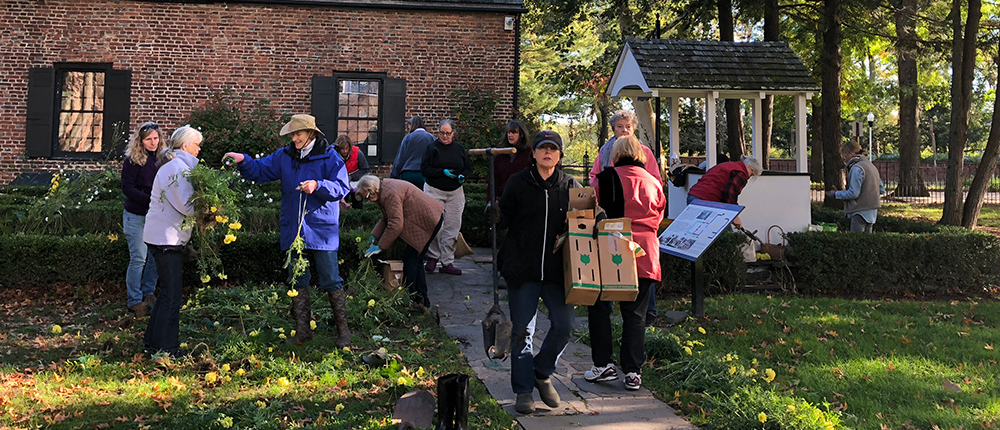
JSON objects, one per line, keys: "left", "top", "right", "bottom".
{"left": 403, "top": 217, "right": 443, "bottom": 306}
{"left": 587, "top": 278, "right": 656, "bottom": 374}
{"left": 144, "top": 244, "right": 184, "bottom": 354}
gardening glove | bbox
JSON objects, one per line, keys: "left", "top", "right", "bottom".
{"left": 367, "top": 235, "right": 376, "bottom": 248}
{"left": 443, "top": 169, "right": 457, "bottom": 179}
{"left": 485, "top": 201, "right": 500, "bottom": 224}
{"left": 457, "top": 174, "right": 466, "bottom": 184}
{"left": 364, "top": 245, "right": 382, "bottom": 258}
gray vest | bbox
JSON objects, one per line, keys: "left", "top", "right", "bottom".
{"left": 844, "top": 156, "right": 881, "bottom": 214}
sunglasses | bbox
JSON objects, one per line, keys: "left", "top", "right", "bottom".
{"left": 140, "top": 123, "right": 159, "bottom": 132}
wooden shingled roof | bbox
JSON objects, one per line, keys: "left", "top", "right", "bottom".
{"left": 611, "top": 38, "right": 819, "bottom": 97}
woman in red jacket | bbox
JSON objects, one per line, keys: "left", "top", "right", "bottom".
{"left": 587, "top": 136, "right": 666, "bottom": 391}
{"left": 686, "top": 157, "right": 762, "bottom": 228}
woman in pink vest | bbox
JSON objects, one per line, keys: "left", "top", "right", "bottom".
{"left": 587, "top": 136, "right": 666, "bottom": 391}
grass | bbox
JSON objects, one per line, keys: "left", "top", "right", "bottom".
{"left": 0, "top": 261, "right": 518, "bottom": 430}
{"left": 642, "top": 294, "right": 1000, "bottom": 430}
{"left": 864, "top": 203, "right": 1000, "bottom": 229}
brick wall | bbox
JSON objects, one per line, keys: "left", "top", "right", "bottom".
{"left": 0, "top": 0, "right": 518, "bottom": 183}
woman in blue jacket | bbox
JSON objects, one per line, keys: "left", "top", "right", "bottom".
{"left": 223, "top": 114, "right": 353, "bottom": 347}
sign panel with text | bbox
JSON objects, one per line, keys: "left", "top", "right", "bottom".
{"left": 659, "top": 199, "right": 744, "bottom": 261}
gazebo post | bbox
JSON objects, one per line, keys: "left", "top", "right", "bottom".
{"left": 669, "top": 97, "right": 680, "bottom": 163}
{"left": 795, "top": 93, "right": 809, "bottom": 173}
{"left": 751, "top": 93, "right": 763, "bottom": 161}
{"left": 705, "top": 91, "right": 718, "bottom": 167}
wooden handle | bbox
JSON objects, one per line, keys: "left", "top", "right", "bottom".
{"left": 469, "top": 147, "right": 517, "bottom": 156}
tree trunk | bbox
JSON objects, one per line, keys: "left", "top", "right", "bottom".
{"left": 821, "top": 0, "right": 846, "bottom": 208}
{"left": 760, "top": 0, "right": 780, "bottom": 170}
{"left": 961, "top": 42, "right": 1000, "bottom": 228}
{"left": 811, "top": 98, "right": 824, "bottom": 182}
{"left": 940, "top": 0, "right": 981, "bottom": 225}
{"left": 894, "top": 0, "right": 929, "bottom": 197}
{"left": 719, "top": 0, "right": 746, "bottom": 160}
{"left": 597, "top": 102, "right": 610, "bottom": 145}
{"left": 633, "top": 98, "right": 657, "bottom": 153}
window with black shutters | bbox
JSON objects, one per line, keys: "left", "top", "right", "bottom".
{"left": 25, "top": 63, "right": 131, "bottom": 160}
{"left": 312, "top": 72, "right": 406, "bottom": 165}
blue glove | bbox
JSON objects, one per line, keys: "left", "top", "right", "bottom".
{"left": 457, "top": 174, "right": 466, "bottom": 184}
{"left": 443, "top": 169, "right": 457, "bottom": 178}
{"left": 367, "top": 235, "right": 376, "bottom": 247}
{"left": 364, "top": 245, "right": 382, "bottom": 258}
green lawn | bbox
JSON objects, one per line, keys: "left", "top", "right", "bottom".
{"left": 0, "top": 262, "right": 517, "bottom": 430}
{"left": 643, "top": 295, "right": 1000, "bottom": 430}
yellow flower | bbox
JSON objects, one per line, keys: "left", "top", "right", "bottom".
{"left": 223, "top": 234, "right": 237, "bottom": 244}
{"left": 201, "top": 274, "right": 211, "bottom": 283}
{"left": 216, "top": 215, "right": 228, "bottom": 223}
{"left": 236, "top": 368, "right": 246, "bottom": 377}
{"left": 268, "top": 347, "right": 273, "bottom": 352}
{"left": 210, "top": 206, "right": 218, "bottom": 213}
{"left": 180, "top": 342, "right": 189, "bottom": 349}
{"left": 228, "top": 222, "right": 242, "bottom": 230}
{"left": 205, "top": 372, "right": 218, "bottom": 384}
{"left": 698, "top": 327, "right": 706, "bottom": 334}
{"left": 729, "top": 366, "right": 737, "bottom": 376}
{"left": 416, "top": 367, "right": 425, "bottom": 377}
{"left": 758, "top": 412, "right": 767, "bottom": 423}
{"left": 342, "top": 346, "right": 350, "bottom": 352}
{"left": 683, "top": 346, "right": 692, "bottom": 355}
{"left": 786, "top": 404, "right": 797, "bottom": 413}
{"left": 287, "top": 289, "right": 299, "bottom": 298}
{"left": 217, "top": 273, "right": 228, "bottom": 280}
{"left": 290, "top": 330, "right": 297, "bottom": 337}
{"left": 335, "top": 403, "right": 345, "bottom": 413}
{"left": 355, "top": 236, "right": 362, "bottom": 243}
{"left": 396, "top": 376, "right": 408, "bottom": 385}
{"left": 748, "top": 368, "right": 758, "bottom": 377}
{"left": 107, "top": 234, "right": 118, "bottom": 242}
{"left": 310, "top": 320, "right": 317, "bottom": 330}
{"left": 221, "top": 364, "right": 230, "bottom": 372}
{"left": 213, "top": 321, "right": 221, "bottom": 327}
{"left": 762, "top": 368, "right": 776, "bottom": 383}
{"left": 368, "top": 299, "right": 376, "bottom": 308}
{"left": 249, "top": 330, "right": 259, "bottom": 337}
{"left": 51, "top": 325, "right": 62, "bottom": 334}
{"left": 278, "top": 333, "right": 287, "bottom": 340}
{"left": 255, "top": 400, "right": 266, "bottom": 409}
{"left": 277, "top": 377, "right": 290, "bottom": 387}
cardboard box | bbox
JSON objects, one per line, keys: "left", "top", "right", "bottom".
{"left": 381, "top": 260, "right": 405, "bottom": 291}
{"left": 562, "top": 215, "right": 601, "bottom": 306}
{"left": 596, "top": 218, "right": 639, "bottom": 301}
{"left": 569, "top": 187, "right": 597, "bottom": 212}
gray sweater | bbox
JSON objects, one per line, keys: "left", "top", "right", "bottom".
{"left": 143, "top": 151, "right": 198, "bottom": 246}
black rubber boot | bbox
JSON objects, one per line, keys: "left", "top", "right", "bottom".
{"left": 451, "top": 374, "right": 470, "bottom": 430}
{"left": 435, "top": 374, "right": 455, "bottom": 430}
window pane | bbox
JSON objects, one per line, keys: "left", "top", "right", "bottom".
{"left": 57, "top": 70, "right": 106, "bottom": 154}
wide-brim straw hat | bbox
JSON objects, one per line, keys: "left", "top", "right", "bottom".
{"left": 279, "top": 114, "right": 325, "bottom": 136}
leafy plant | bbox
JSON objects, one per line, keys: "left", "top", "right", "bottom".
{"left": 450, "top": 87, "right": 505, "bottom": 180}
{"left": 181, "top": 164, "right": 243, "bottom": 283}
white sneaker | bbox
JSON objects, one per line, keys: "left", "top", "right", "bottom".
{"left": 584, "top": 364, "right": 619, "bottom": 382}
{"left": 624, "top": 372, "right": 641, "bottom": 390}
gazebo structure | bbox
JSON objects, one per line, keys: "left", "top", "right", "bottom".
{"left": 607, "top": 38, "right": 820, "bottom": 234}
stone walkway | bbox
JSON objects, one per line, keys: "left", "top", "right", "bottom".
{"left": 427, "top": 248, "right": 697, "bottom": 430}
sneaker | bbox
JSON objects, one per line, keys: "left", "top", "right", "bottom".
{"left": 624, "top": 372, "right": 641, "bottom": 390}
{"left": 584, "top": 364, "right": 619, "bottom": 382}
{"left": 439, "top": 264, "right": 462, "bottom": 275}
{"left": 424, "top": 258, "right": 438, "bottom": 273}
{"left": 515, "top": 393, "right": 535, "bottom": 414}
{"left": 534, "top": 377, "right": 560, "bottom": 408}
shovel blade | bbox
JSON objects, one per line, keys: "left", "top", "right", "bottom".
{"left": 482, "top": 305, "right": 512, "bottom": 360}
{"left": 392, "top": 390, "right": 435, "bottom": 429}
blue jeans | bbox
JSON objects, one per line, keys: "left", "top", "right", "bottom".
{"left": 288, "top": 249, "right": 344, "bottom": 292}
{"left": 507, "top": 280, "right": 574, "bottom": 394}
{"left": 123, "top": 210, "right": 157, "bottom": 306}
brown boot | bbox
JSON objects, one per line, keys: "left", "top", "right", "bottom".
{"left": 286, "top": 288, "right": 313, "bottom": 344}
{"left": 328, "top": 290, "right": 352, "bottom": 348}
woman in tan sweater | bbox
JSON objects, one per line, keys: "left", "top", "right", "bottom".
{"left": 357, "top": 175, "right": 444, "bottom": 307}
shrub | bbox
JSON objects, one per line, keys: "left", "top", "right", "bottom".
{"left": 0, "top": 234, "right": 129, "bottom": 287}
{"left": 660, "top": 232, "right": 747, "bottom": 294}
{"left": 187, "top": 89, "right": 290, "bottom": 168}
{"left": 451, "top": 87, "right": 505, "bottom": 181}
{"left": 787, "top": 230, "right": 1000, "bottom": 294}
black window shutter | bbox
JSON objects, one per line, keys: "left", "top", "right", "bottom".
{"left": 103, "top": 69, "right": 131, "bottom": 158}
{"left": 381, "top": 78, "right": 406, "bottom": 164}
{"left": 25, "top": 68, "right": 55, "bottom": 158}
{"left": 311, "top": 76, "right": 337, "bottom": 137}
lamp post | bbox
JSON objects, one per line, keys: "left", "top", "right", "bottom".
{"left": 866, "top": 112, "right": 875, "bottom": 158}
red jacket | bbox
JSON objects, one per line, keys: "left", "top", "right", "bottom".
{"left": 595, "top": 165, "right": 666, "bottom": 281}
{"left": 687, "top": 161, "right": 749, "bottom": 204}
{"left": 344, "top": 146, "right": 360, "bottom": 175}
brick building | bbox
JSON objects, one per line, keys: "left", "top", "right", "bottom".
{"left": 1, "top": 0, "right": 523, "bottom": 184}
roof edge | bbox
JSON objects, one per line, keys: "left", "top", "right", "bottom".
{"left": 141, "top": 0, "right": 527, "bottom": 13}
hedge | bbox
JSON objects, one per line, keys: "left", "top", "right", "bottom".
{"left": 786, "top": 229, "right": 1000, "bottom": 295}
{"left": 660, "top": 231, "right": 747, "bottom": 294}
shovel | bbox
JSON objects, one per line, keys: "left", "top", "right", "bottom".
{"left": 469, "top": 147, "right": 517, "bottom": 360}
{"left": 391, "top": 389, "right": 435, "bottom": 430}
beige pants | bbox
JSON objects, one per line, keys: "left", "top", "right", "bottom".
{"left": 423, "top": 184, "right": 465, "bottom": 266}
